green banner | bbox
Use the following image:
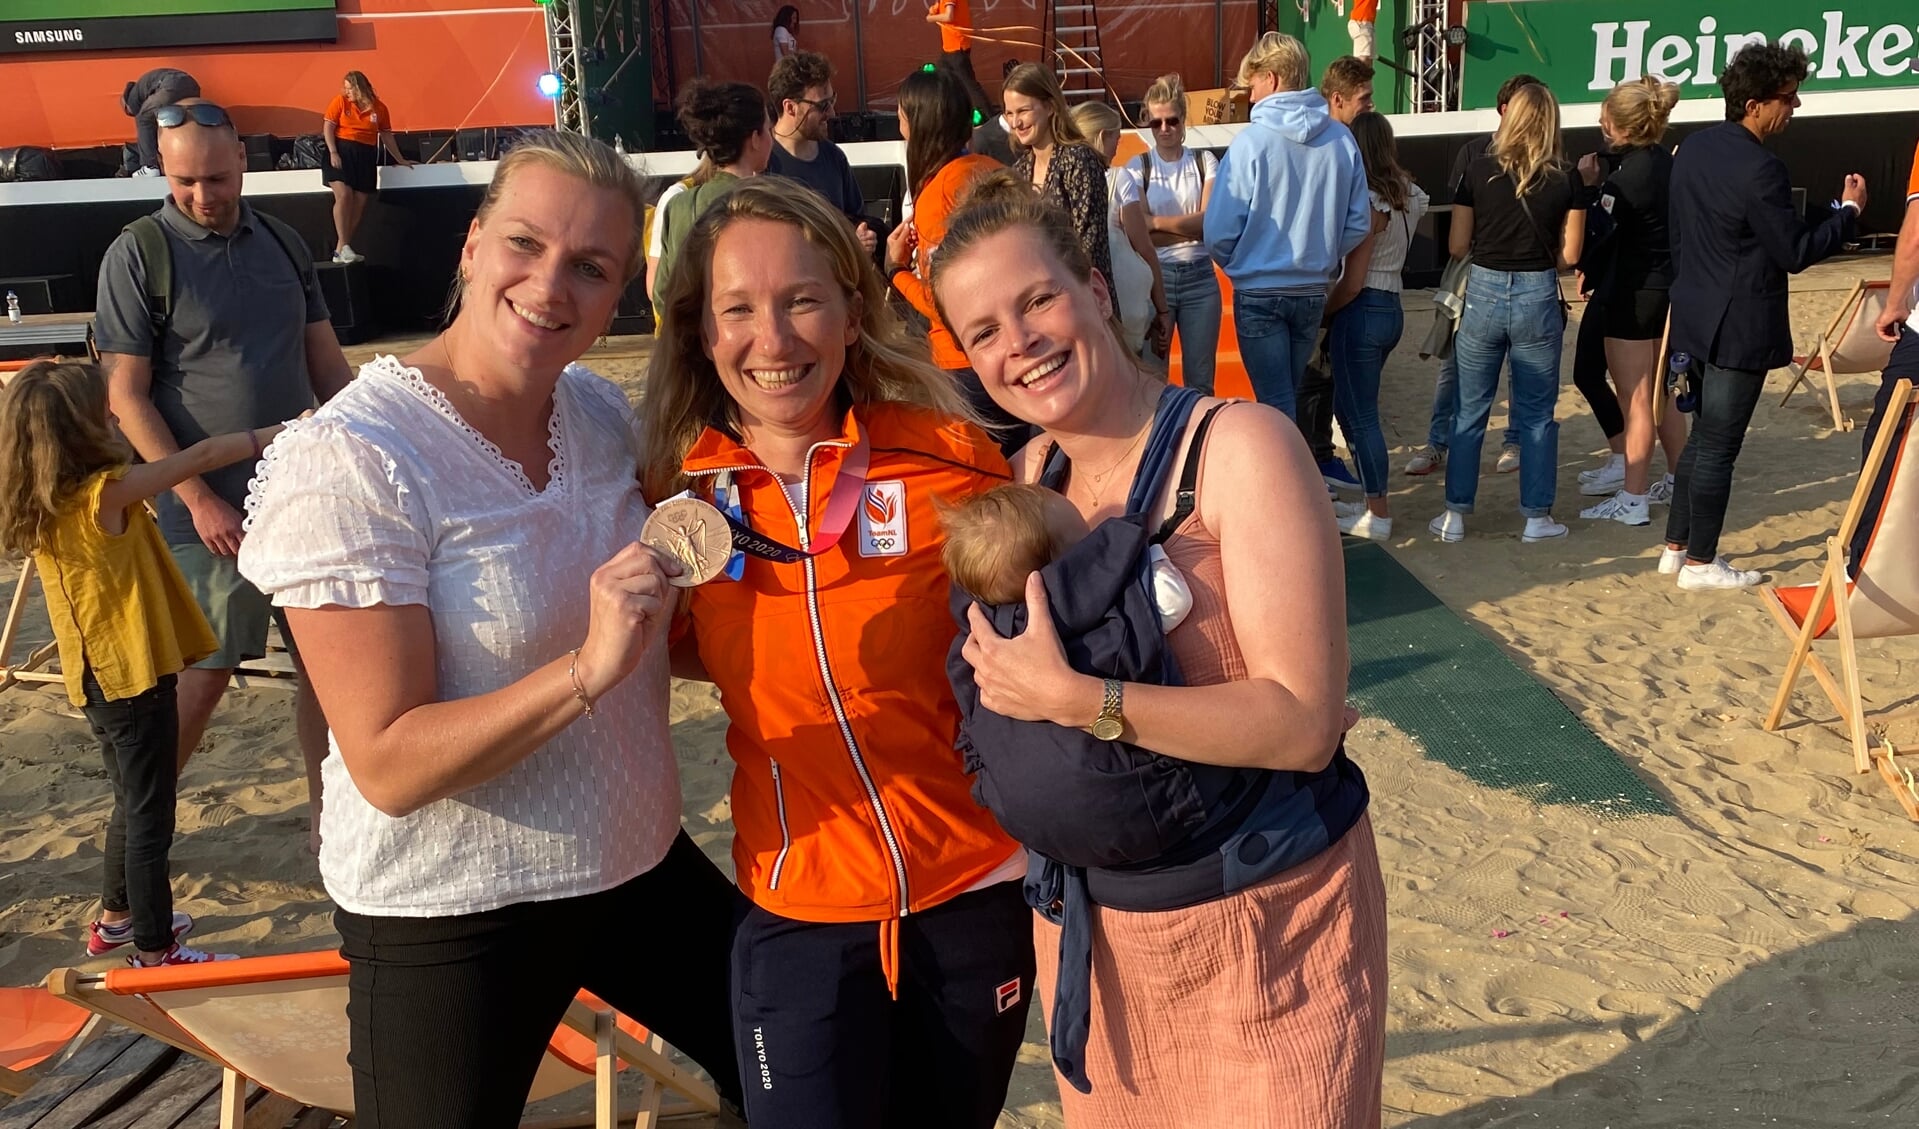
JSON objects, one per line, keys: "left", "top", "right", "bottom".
{"left": 1462, "top": 1, "right": 1919, "bottom": 109}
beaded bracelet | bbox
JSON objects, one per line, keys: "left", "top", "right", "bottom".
{"left": 567, "top": 649, "right": 596, "bottom": 718}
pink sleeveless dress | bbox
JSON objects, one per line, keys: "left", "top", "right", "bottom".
{"left": 1032, "top": 428, "right": 1388, "bottom": 1128}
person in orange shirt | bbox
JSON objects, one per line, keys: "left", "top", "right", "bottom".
{"left": 1338, "top": 0, "right": 1379, "bottom": 61}
{"left": 926, "top": 0, "right": 992, "bottom": 115}
{"left": 640, "top": 179, "right": 1031, "bottom": 1129}
{"left": 884, "top": 66, "right": 1022, "bottom": 453}
{"left": 322, "top": 71, "right": 413, "bottom": 264}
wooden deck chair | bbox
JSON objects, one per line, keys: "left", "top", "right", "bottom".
{"left": 1780, "top": 279, "right": 1894, "bottom": 432}
{"left": 44, "top": 951, "right": 721, "bottom": 1128}
{"left": 0, "top": 987, "right": 95, "bottom": 1097}
{"left": 1760, "top": 379, "right": 1919, "bottom": 819}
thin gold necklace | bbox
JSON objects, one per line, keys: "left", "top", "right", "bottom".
{"left": 1075, "top": 402, "right": 1153, "bottom": 511}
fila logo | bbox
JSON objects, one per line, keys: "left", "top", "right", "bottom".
{"left": 857, "top": 481, "right": 908, "bottom": 557}
{"left": 995, "top": 977, "right": 1022, "bottom": 1015}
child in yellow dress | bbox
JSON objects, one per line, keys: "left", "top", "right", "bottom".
{"left": 0, "top": 360, "right": 292, "bottom": 966}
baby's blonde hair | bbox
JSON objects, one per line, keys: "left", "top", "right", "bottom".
{"left": 940, "top": 483, "right": 1075, "bottom": 606}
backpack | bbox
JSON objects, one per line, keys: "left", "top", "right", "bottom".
{"left": 1132, "top": 149, "right": 1211, "bottom": 218}
{"left": 123, "top": 210, "right": 309, "bottom": 344}
{"left": 949, "top": 386, "right": 1232, "bottom": 870}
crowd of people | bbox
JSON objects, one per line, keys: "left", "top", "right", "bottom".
{"left": 6, "top": 22, "right": 1914, "bottom": 1129}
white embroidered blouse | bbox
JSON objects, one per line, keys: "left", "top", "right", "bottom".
{"left": 239, "top": 355, "right": 680, "bottom": 916}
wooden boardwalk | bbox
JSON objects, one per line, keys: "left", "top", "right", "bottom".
{"left": 0, "top": 1029, "right": 335, "bottom": 1129}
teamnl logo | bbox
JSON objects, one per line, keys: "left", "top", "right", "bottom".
{"left": 858, "top": 481, "right": 908, "bottom": 557}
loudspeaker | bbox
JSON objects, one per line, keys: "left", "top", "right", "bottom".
{"left": 315, "top": 261, "right": 376, "bottom": 346}
{"left": 242, "top": 133, "right": 274, "bottom": 172}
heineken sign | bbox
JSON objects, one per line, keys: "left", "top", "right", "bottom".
{"left": 1461, "top": 1, "right": 1919, "bottom": 108}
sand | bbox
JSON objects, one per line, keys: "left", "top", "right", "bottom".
{"left": 4, "top": 256, "right": 1918, "bottom": 1126}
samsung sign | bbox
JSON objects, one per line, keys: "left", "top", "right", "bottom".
{"left": 0, "top": 11, "right": 336, "bottom": 55}
{"left": 14, "top": 27, "right": 84, "bottom": 45}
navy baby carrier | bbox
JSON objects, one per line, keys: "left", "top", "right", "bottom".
{"left": 946, "top": 384, "right": 1369, "bottom": 1093}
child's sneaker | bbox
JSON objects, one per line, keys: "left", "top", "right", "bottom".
{"left": 128, "top": 942, "right": 237, "bottom": 967}
{"left": 88, "top": 912, "right": 193, "bottom": 956}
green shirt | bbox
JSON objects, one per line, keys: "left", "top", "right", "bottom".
{"left": 652, "top": 171, "right": 743, "bottom": 313}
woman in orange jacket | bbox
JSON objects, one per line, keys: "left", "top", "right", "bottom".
{"left": 638, "top": 178, "right": 1031, "bottom": 1129}
{"left": 884, "top": 65, "right": 1020, "bottom": 454}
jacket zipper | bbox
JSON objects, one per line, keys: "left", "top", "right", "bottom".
{"left": 777, "top": 442, "right": 913, "bottom": 918}
{"left": 768, "top": 759, "right": 792, "bottom": 890}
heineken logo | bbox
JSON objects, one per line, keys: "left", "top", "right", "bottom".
{"left": 1591, "top": 11, "right": 1919, "bottom": 90}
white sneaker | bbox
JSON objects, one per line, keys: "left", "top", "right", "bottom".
{"left": 1404, "top": 445, "right": 1445, "bottom": 475}
{"left": 1577, "top": 454, "right": 1625, "bottom": 484}
{"left": 1428, "top": 510, "right": 1466, "bottom": 543}
{"left": 1496, "top": 444, "right": 1522, "bottom": 473}
{"left": 334, "top": 245, "right": 365, "bottom": 264}
{"left": 133, "top": 166, "right": 161, "bottom": 178}
{"left": 1676, "top": 557, "right": 1762, "bottom": 590}
{"left": 1333, "top": 500, "right": 1367, "bottom": 520}
{"left": 1522, "top": 515, "right": 1569, "bottom": 542}
{"left": 1339, "top": 508, "right": 1393, "bottom": 541}
{"left": 1658, "top": 546, "right": 1687, "bottom": 574}
{"left": 1580, "top": 491, "right": 1649, "bottom": 525}
{"left": 1647, "top": 476, "right": 1674, "bottom": 506}
{"left": 1578, "top": 462, "right": 1627, "bottom": 496}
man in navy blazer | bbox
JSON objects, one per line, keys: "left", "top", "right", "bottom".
{"left": 1664, "top": 42, "right": 1867, "bottom": 590}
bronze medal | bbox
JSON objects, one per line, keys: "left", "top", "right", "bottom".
{"left": 641, "top": 497, "right": 734, "bottom": 587}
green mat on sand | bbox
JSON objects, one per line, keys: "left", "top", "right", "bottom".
{"left": 1343, "top": 539, "right": 1669, "bottom": 818}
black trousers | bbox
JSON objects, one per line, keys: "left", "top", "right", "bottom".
{"left": 336, "top": 833, "right": 745, "bottom": 1129}
{"left": 85, "top": 671, "right": 180, "bottom": 954}
{"left": 731, "top": 882, "right": 1034, "bottom": 1129}
{"left": 1574, "top": 298, "right": 1625, "bottom": 441}
{"left": 1664, "top": 362, "right": 1767, "bottom": 563}
{"left": 939, "top": 49, "right": 993, "bottom": 116}
{"left": 1853, "top": 327, "right": 1919, "bottom": 573}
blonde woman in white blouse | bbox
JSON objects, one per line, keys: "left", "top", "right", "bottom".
{"left": 238, "top": 131, "right": 744, "bottom": 1128}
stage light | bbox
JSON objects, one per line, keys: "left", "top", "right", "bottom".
{"left": 923, "top": 63, "right": 937, "bottom": 72}
{"left": 537, "top": 72, "right": 563, "bottom": 98}
{"left": 1445, "top": 25, "right": 1470, "bottom": 47}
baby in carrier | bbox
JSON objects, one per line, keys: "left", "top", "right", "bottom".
{"left": 941, "top": 483, "right": 1191, "bottom": 629}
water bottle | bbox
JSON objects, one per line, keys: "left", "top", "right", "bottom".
{"left": 1667, "top": 350, "right": 1698, "bottom": 414}
{"left": 5, "top": 291, "right": 20, "bottom": 325}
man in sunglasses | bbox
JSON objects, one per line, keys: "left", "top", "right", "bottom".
{"left": 766, "top": 50, "right": 877, "bottom": 256}
{"left": 120, "top": 67, "right": 201, "bottom": 176}
{"left": 94, "top": 98, "right": 352, "bottom": 853}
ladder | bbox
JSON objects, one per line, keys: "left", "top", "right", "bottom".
{"left": 1047, "top": 0, "right": 1108, "bottom": 105}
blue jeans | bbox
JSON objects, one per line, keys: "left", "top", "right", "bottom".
{"left": 1154, "top": 258, "right": 1223, "bottom": 394}
{"left": 1234, "top": 288, "right": 1327, "bottom": 419}
{"left": 1445, "top": 268, "right": 1564, "bottom": 517}
{"left": 1329, "top": 288, "right": 1403, "bottom": 498}
{"left": 1428, "top": 349, "right": 1520, "bottom": 451}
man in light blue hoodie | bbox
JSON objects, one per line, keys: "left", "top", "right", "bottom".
{"left": 1205, "top": 33, "right": 1371, "bottom": 420}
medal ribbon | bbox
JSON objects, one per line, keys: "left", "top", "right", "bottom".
{"left": 713, "top": 434, "right": 872, "bottom": 567}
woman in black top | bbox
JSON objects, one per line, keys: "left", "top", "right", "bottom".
{"left": 1433, "top": 84, "right": 1584, "bottom": 545}
{"left": 1578, "top": 76, "right": 1690, "bottom": 527}
{"left": 1001, "top": 63, "right": 1112, "bottom": 286}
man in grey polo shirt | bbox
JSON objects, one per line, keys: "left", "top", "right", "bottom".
{"left": 95, "top": 99, "right": 352, "bottom": 855}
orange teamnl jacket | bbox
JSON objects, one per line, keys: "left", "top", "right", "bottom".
{"left": 676, "top": 401, "right": 1018, "bottom": 940}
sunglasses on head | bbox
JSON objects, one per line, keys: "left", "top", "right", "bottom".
{"left": 1148, "top": 116, "right": 1183, "bottom": 129}
{"left": 153, "top": 103, "right": 233, "bottom": 130}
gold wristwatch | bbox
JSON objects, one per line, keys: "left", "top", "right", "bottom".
{"left": 1089, "top": 678, "right": 1125, "bottom": 742}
